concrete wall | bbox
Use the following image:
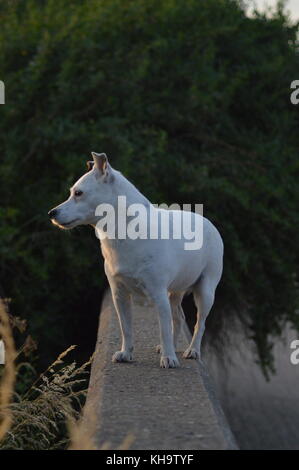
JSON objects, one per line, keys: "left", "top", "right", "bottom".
{"left": 83, "top": 291, "right": 238, "bottom": 450}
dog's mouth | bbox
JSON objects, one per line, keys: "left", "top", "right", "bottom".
{"left": 51, "top": 218, "right": 79, "bottom": 229}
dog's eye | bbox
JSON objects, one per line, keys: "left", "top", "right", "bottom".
{"left": 74, "top": 190, "right": 83, "bottom": 197}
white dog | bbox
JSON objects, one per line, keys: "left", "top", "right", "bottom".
{"left": 48, "top": 152, "right": 223, "bottom": 368}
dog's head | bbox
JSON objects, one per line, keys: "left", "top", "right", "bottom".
{"left": 48, "top": 152, "right": 114, "bottom": 229}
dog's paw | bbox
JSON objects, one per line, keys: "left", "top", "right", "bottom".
{"left": 160, "top": 355, "right": 180, "bottom": 368}
{"left": 183, "top": 347, "right": 200, "bottom": 360}
{"left": 112, "top": 350, "right": 133, "bottom": 363}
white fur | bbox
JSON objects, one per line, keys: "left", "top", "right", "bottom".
{"left": 49, "top": 153, "right": 223, "bottom": 368}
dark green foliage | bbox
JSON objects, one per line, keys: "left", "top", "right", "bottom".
{"left": 0, "top": 0, "right": 298, "bottom": 374}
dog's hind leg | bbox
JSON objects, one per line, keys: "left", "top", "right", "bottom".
{"left": 147, "top": 288, "right": 179, "bottom": 368}
{"left": 183, "top": 276, "right": 216, "bottom": 360}
{"left": 173, "top": 303, "right": 186, "bottom": 350}
{"left": 156, "top": 292, "right": 185, "bottom": 353}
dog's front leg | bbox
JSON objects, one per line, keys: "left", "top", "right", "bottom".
{"left": 110, "top": 284, "right": 133, "bottom": 363}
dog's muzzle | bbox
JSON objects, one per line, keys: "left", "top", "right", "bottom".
{"left": 48, "top": 208, "right": 58, "bottom": 219}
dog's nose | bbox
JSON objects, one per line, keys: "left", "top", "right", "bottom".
{"left": 48, "top": 209, "right": 58, "bottom": 219}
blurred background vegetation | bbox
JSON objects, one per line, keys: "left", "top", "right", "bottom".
{"left": 0, "top": 0, "right": 298, "bottom": 376}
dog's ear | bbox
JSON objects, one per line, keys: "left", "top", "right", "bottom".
{"left": 91, "top": 152, "right": 108, "bottom": 177}
{"left": 86, "top": 161, "right": 94, "bottom": 171}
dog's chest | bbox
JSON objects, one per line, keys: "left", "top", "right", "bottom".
{"left": 101, "top": 239, "right": 152, "bottom": 295}
{"left": 119, "top": 274, "right": 148, "bottom": 297}
{"left": 109, "top": 267, "right": 149, "bottom": 300}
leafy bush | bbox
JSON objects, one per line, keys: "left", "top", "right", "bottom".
{"left": 0, "top": 0, "right": 298, "bottom": 374}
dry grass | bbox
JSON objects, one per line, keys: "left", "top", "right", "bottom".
{"left": 68, "top": 415, "right": 98, "bottom": 450}
{"left": 0, "top": 298, "right": 16, "bottom": 442}
{"left": 0, "top": 300, "right": 133, "bottom": 450}
{"left": 2, "top": 350, "right": 91, "bottom": 449}
{"left": 0, "top": 323, "right": 92, "bottom": 450}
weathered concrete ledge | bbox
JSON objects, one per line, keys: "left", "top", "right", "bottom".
{"left": 83, "top": 290, "right": 238, "bottom": 450}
